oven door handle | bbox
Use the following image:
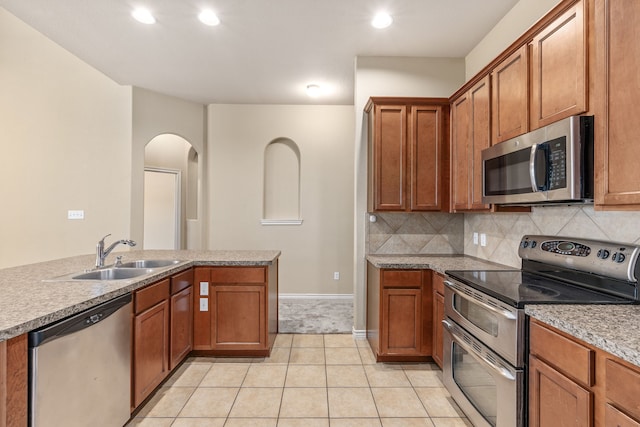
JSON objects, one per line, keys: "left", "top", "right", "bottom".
{"left": 442, "top": 319, "right": 516, "bottom": 381}
{"left": 443, "top": 280, "right": 517, "bottom": 320}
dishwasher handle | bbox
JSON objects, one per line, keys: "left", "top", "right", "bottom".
{"left": 29, "top": 293, "right": 132, "bottom": 348}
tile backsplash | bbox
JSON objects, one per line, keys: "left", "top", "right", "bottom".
{"left": 366, "top": 206, "right": 640, "bottom": 269}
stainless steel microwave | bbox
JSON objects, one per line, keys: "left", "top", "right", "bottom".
{"left": 482, "top": 115, "right": 593, "bottom": 205}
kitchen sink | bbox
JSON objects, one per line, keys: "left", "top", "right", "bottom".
{"left": 117, "top": 259, "right": 183, "bottom": 269}
{"left": 71, "top": 268, "right": 154, "bottom": 281}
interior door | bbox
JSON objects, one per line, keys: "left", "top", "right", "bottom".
{"left": 144, "top": 168, "right": 180, "bottom": 249}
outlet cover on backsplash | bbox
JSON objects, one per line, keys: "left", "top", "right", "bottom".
{"left": 366, "top": 212, "right": 464, "bottom": 255}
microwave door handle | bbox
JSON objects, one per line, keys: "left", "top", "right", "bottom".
{"left": 529, "top": 143, "right": 539, "bottom": 192}
{"left": 442, "top": 319, "right": 516, "bottom": 381}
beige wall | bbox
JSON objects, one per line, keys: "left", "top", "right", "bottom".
{"left": 0, "top": 8, "right": 133, "bottom": 269}
{"left": 354, "top": 56, "right": 466, "bottom": 332}
{"left": 207, "top": 104, "right": 354, "bottom": 295}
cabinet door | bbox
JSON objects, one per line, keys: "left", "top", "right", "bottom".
{"left": 531, "top": 0, "right": 586, "bottom": 129}
{"left": 469, "top": 76, "right": 492, "bottom": 210}
{"left": 133, "top": 299, "right": 170, "bottom": 408}
{"left": 595, "top": 0, "right": 640, "bottom": 207}
{"left": 0, "top": 334, "right": 28, "bottom": 427}
{"left": 451, "top": 93, "right": 471, "bottom": 211}
{"left": 211, "top": 285, "right": 266, "bottom": 350}
{"left": 372, "top": 104, "right": 407, "bottom": 211}
{"left": 380, "top": 288, "right": 422, "bottom": 356}
{"left": 529, "top": 355, "right": 593, "bottom": 427}
{"left": 492, "top": 45, "right": 529, "bottom": 143}
{"left": 605, "top": 404, "right": 640, "bottom": 427}
{"left": 169, "top": 286, "right": 193, "bottom": 370}
{"left": 410, "top": 105, "right": 444, "bottom": 211}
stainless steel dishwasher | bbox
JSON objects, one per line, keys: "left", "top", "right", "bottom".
{"left": 28, "top": 293, "right": 132, "bottom": 427}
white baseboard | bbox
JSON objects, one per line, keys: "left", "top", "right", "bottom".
{"left": 352, "top": 327, "right": 366, "bottom": 339}
{"left": 279, "top": 293, "right": 353, "bottom": 300}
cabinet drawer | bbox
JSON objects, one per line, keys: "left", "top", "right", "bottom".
{"left": 433, "top": 272, "right": 445, "bottom": 295}
{"left": 381, "top": 270, "right": 422, "bottom": 288}
{"left": 606, "top": 359, "right": 640, "bottom": 420}
{"left": 171, "top": 268, "right": 193, "bottom": 294}
{"left": 135, "top": 279, "right": 170, "bottom": 314}
{"left": 211, "top": 267, "right": 265, "bottom": 284}
{"left": 529, "top": 320, "right": 594, "bottom": 386}
{"left": 606, "top": 404, "right": 640, "bottom": 427}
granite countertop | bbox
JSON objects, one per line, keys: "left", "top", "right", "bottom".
{"left": 366, "top": 254, "right": 514, "bottom": 274}
{"left": 526, "top": 304, "right": 640, "bottom": 367}
{"left": 0, "top": 249, "right": 280, "bottom": 342}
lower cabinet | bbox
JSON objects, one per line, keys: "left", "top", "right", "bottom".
{"left": 529, "top": 319, "right": 640, "bottom": 426}
{"left": 0, "top": 334, "right": 28, "bottom": 427}
{"left": 169, "top": 269, "right": 193, "bottom": 370}
{"left": 431, "top": 272, "right": 445, "bottom": 368}
{"left": 366, "top": 263, "right": 433, "bottom": 362}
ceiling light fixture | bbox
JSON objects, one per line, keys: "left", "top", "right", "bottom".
{"left": 371, "top": 12, "right": 393, "bottom": 29}
{"left": 306, "top": 84, "right": 321, "bottom": 97}
{"left": 198, "top": 10, "right": 220, "bottom": 26}
{"left": 132, "top": 8, "right": 156, "bottom": 24}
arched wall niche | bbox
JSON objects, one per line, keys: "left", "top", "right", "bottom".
{"left": 262, "top": 137, "right": 302, "bottom": 225}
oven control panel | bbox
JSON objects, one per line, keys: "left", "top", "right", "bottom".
{"left": 519, "top": 235, "right": 640, "bottom": 282}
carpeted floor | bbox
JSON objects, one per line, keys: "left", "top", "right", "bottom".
{"left": 278, "top": 298, "right": 353, "bottom": 334}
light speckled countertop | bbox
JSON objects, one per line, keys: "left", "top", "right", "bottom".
{"left": 366, "top": 254, "right": 514, "bottom": 274}
{"left": 526, "top": 305, "right": 640, "bottom": 366}
{"left": 0, "top": 249, "right": 280, "bottom": 342}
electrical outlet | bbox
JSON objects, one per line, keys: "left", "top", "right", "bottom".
{"left": 333, "top": 272, "right": 340, "bottom": 280}
{"left": 480, "top": 233, "right": 487, "bottom": 247}
{"left": 199, "top": 282, "right": 209, "bottom": 296}
{"left": 199, "top": 298, "right": 208, "bottom": 311}
{"left": 473, "top": 232, "right": 479, "bottom": 245}
{"left": 67, "top": 210, "right": 84, "bottom": 220}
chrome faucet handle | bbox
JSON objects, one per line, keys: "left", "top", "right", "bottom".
{"left": 114, "top": 256, "right": 123, "bottom": 267}
{"left": 98, "top": 234, "right": 112, "bottom": 245}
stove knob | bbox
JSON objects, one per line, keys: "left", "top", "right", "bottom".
{"left": 598, "top": 249, "right": 610, "bottom": 259}
{"left": 521, "top": 241, "right": 529, "bottom": 248}
{"left": 531, "top": 241, "right": 537, "bottom": 248}
{"left": 617, "top": 253, "right": 626, "bottom": 263}
{"left": 612, "top": 252, "right": 619, "bottom": 262}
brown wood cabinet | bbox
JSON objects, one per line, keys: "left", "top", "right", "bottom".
{"left": 366, "top": 263, "right": 433, "bottom": 362}
{"left": 594, "top": 0, "right": 640, "bottom": 208}
{"left": 530, "top": 0, "right": 587, "bottom": 129}
{"left": 451, "top": 75, "right": 492, "bottom": 212}
{"left": 491, "top": 45, "right": 529, "bottom": 144}
{"left": 192, "top": 263, "right": 278, "bottom": 356}
{"left": 529, "top": 318, "right": 640, "bottom": 426}
{"left": 169, "top": 269, "right": 193, "bottom": 370}
{"left": 0, "top": 334, "right": 27, "bottom": 427}
{"left": 366, "top": 97, "right": 449, "bottom": 212}
{"left": 431, "top": 272, "right": 445, "bottom": 369}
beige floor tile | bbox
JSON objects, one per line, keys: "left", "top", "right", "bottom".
{"left": 324, "top": 334, "right": 357, "bottom": 348}
{"left": 224, "top": 418, "right": 278, "bottom": 427}
{"left": 430, "top": 418, "right": 473, "bottom": 427}
{"left": 199, "top": 363, "right": 250, "bottom": 387}
{"left": 229, "top": 387, "right": 283, "bottom": 418}
{"left": 371, "top": 388, "right": 428, "bottom": 418}
{"left": 381, "top": 417, "right": 435, "bottom": 426}
{"left": 365, "top": 364, "right": 411, "bottom": 387}
{"left": 327, "top": 387, "right": 379, "bottom": 418}
{"left": 402, "top": 363, "right": 439, "bottom": 371}
{"left": 164, "top": 363, "right": 211, "bottom": 387}
{"left": 274, "top": 334, "right": 294, "bottom": 347}
{"left": 277, "top": 418, "right": 330, "bottom": 427}
{"left": 404, "top": 369, "right": 444, "bottom": 387}
{"left": 330, "top": 418, "right": 382, "bottom": 427}
{"left": 136, "top": 386, "right": 195, "bottom": 417}
{"left": 279, "top": 387, "right": 328, "bottom": 418}
{"left": 289, "top": 347, "right": 325, "bottom": 364}
{"left": 358, "top": 345, "right": 378, "bottom": 365}
{"left": 292, "top": 334, "right": 324, "bottom": 347}
{"left": 356, "top": 338, "right": 371, "bottom": 347}
{"left": 263, "top": 346, "right": 291, "bottom": 364}
{"left": 125, "top": 418, "right": 174, "bottom": 426}
{"left": 415, "top": 387, "right": 465, "bottom": 418}
{"left": 326, "top": 365, "right": 369, "bottom": 387}
{"left": 178, "top": 387, "right": 239, "bottom": 417}
{"left": 171, "top": 418, "right": 226, "bottom": 427}
{"left": 243, "top": 364, "right": 288, "bottom": 387}
{"left": 285, "top": 364, "right": 327, "bottom": 387}
{"left": 325, "top": 347, "right": 362, "bottom": 365}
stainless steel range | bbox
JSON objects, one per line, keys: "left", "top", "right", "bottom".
{"left": 443, "top": 235, "right": 640, "bottom": 427}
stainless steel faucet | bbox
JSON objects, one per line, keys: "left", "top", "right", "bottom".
{"left": 95, "top": 234, "right": 136, "bottom": 268}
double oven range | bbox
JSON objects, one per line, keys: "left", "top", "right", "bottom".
{"left": 442, "top": 235, "right": 640, "bottom": 427}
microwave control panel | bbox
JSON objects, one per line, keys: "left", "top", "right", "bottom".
{"left": 546, "top": 137, "right": 567, "bottom": 190}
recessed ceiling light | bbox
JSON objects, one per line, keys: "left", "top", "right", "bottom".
{"left": 306, "top": 84, "right": 321, "bottom": 97}
{"left": 371, "top": 12, "right": 393, "bottom": 29}
{"left": 198, "top": 10, "right": 220, "bottom": 26}
{"left": 132, "top": 8, "right": 156, "bottom": 24}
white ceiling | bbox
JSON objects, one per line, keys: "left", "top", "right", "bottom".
{"left": 0, "top": 0, "right": 520, "bottom": 105}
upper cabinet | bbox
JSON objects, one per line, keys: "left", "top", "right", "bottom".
{"left": 530, "top": 0, "right": 587, "bottom": 129}
{"left": 491, "top": 45, "right": 529, "bottom": 144}
{"left": 594, "top": 0, "right": 640, "bottom": 208}
{"left": 366, "top": 97, "right": 449, "bottom": 212}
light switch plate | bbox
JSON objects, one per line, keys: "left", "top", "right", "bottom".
{"left": 199, "top": 282, "right": 209, "bottom": 296}
{"left": 473, "top": 232, "right": 479, "bottom": 245}
{"left": 67, "top": 210, "right": 84, "bottom": 220}
{"left": 480, "top": 233, "right": 487, "bottom": 247}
